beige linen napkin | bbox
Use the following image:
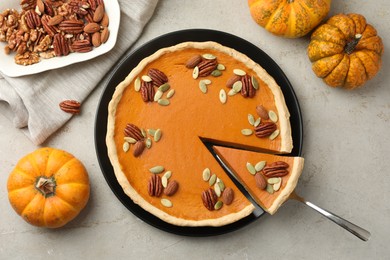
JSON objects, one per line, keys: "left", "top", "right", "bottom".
{"left": 0, "top": 0, "right": 159, "bottom": 145}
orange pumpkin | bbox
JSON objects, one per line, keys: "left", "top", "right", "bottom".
{"left": 308, "top": 13, "right": 384, "bottom": 89}
{"left": 248, "top": 0, "right": 331, "bottom": 38}
{"left": 7, "top": 147, "right": 90, "bottom": 228}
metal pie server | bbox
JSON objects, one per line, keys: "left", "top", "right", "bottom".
{"left": 213, "top": 151, "right": 371, "bottom": 241}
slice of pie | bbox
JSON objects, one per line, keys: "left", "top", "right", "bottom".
{"left": 106, "top": 41, "right": 300, "bottom": 226}
{"left": 213, "top": 146, "right": 304, "bottom": 215}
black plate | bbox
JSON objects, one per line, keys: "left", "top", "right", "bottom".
{"left": 94, "top": 29, "right": 303, "bottom": 236}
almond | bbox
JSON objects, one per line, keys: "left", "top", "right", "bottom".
{"left": 100, "top": 26, "right": 109, "bottom": 43}
{"left": 93, "top": 4, "right": 105, "bottom": 22}
{"left": 101, "top": 12, "right": 109, "bottom": 27}
{"left": 222, "top": 187, "right": 234, "bottom": 205}
{"left": 48, "top": 15, "right": 63, "bottom": 26}
{"left": 255, "top": 173, "right": 267, "bottom": 190}
{"left": 164, "top": 180, "right": 179, "bottom": 196}
{"left": 256, "top": 105, "right": 269, "bottom": 120}
{"left": 133, "top": 140, "right": 145, "bottom": 157}
{"left": 226, "top": 75, "right": 241, "bottom": 88}
{"left": 185, "top": 55, "right": 202, "bottom": 68}
{"left": 92, "top": 32, "right": 101, "bottom": 47}
{"left": 84, "top": 22, "right": 100, "bottom": 33}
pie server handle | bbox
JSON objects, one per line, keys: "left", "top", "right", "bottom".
{"left": 290, "top": 192, "right": 371, "bottom": 241}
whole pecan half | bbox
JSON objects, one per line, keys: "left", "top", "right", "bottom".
{"left": 124, "top": 123, "right": 143, "bottom": 141}
{"left": 198, "top": 59, "right": 217, "bottom": 77}
{"left": 71, "top": 39, "right": 92, "bottom": 53}
{"left": 263, "top": 161, "right": 289, "bottom": 178}
{"left": 241, "top": 75, "right": 255, "bottom": 98}
{"left": 140, "top": 81, "right": 154, "bottom": 102}
{"left": 59, "top": 100, "right": 81, "bottom": 114}
{"left": 148, "top": 174, "right": 163, "bottom": 197}
{"left": 254, "top": 122, "right": 277, "bottom": 138}
{"left": 53, "top": 33, "right": 70, "bottom": 56}
{"left": 201, "top": 188, "right": 218, "bottom": 211}
{"left": 25, "top": 10, "right": 41, "bottom": 29}
{"left": 41, "top": 15, "right": 58, "bottom": 37}
{"left": 148, "top": 68, "right": 168, "bottom": 87}
{"left": 59, "top": 19, "right": 84, "bottom": 34}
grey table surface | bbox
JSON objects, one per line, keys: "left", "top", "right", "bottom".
{"left": 1, "top": 0, "right": 389, "bottom": 259}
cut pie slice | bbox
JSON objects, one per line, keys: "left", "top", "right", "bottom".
{"left": 213, "top": 145, "right": 304, "bottom": 215}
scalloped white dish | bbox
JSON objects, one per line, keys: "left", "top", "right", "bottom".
{"left": 0, "top": 0, "right": 120, "bottom": 78}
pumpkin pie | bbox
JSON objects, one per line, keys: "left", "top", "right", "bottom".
{"left": 106, "top": 41, "right": 299, "bottom": 226}
{"left": 213, "top": 146, "right": 304, "bottom": 214}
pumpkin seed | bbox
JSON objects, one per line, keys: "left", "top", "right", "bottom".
{"left": 255, "top": 161, "right": 266, "bottom": 172}
{"left": 161, "top": 198, "right": 173, "bottom": 208}
{"left": 142, "top": 75, "right": 152, "bottom": 82}
{"left": 162, "top": 176, "right": 168, "bottom": 188}
{"left": 141, "top": 128, "right": 147, "bottom": 138}
{"left": 266, "top": 183, "right": 274, "bottom": 194}
{"left": 211, "top": 70, "right": 222, "bottom": 77}
{"left": 149, "top": 165, "right": 164, "bottom": 174}
{"left": 192, "top": 66, "right": 199, "bottom": 79}
{"left": 233, "top": 69, "right": 246, "bottom": 76}
{"left": 251, "top": 75, "right": 259, "bottom": 90}
{"left": 124, "top": 137, "right": 137, "bottom": 144}
{"left": 267, "top": 177, "right": 280, "bottom": 185}
{"left": 147, "top": 128, "right": 156, "bottom": 136}
{"left": 163, "top": 170, "right": 172, "bottom": 180}
{"left": 209, "top": 173, "right": 217, "bottom": 186}
{"left": 232, "top": 81, "right": 243, "bottom": 93}
{"left": 248, "top": 113, "right": 255, "bottom": 125}
{"left": 217, "top": 64, "right": 225, "bottom": 71}
{"left": 241, "top": 129, "right": 253, "bottom": 136}
{"left": 134, "top": 77, "right": 141, "bottom": 92}
{"left": 219, "top": 89, "right": 227, "bottom": 104}
{"left": 154, "top": 129, "right": 162, "bottom": 142}
{"left": 201, "top": 79, "right": 212, "bottom": 85}
{"left": 246, "top": 162, "right": 256, "bottom": 175}
{"left": 158, "top": 99, "right": 170, "bottom": 106}
{"left": 145, "top": 137, "right": 152, "bottom": 149}
{"left": 123, "top": 142, "right": 130, "bottom": 152}
{"left": 202, "top": 53, "right": 216, "bottom": 60}
{"left": 269, "top": 129, "right": 280, "bottom": 140}
{"left": 254, "top": 117, "right": 261, "bottom": 127}
{"left": 158, "top": 83, "right": 170, "bottom": 93}
{"left": 199, "top": 81, "right": 208, "bottom": 93}
{"left": 214, "top": 201, "right": 223, "bottom": 210}
{"left": 202, "top": 168, "right": 211, "bottom": 181}
{"left": 228, "top": 89, "right": 237, "bottom": 96}
{"left": 273, "top": 178, "right": 282, "bottom": 191}
{"left": 217, "top": 179, "right": 225, "bottom": 192}
{"left": 268, "top": 110, "right": 278, "bottom": 123}
{"left": 167, "top": 89, "right": 175, "bottom": 99}
{"left": 154, "top": 90, "right": 163, "bottom": 102}
{"left": 214, "top": 182, "right": 222, "bottom": 197}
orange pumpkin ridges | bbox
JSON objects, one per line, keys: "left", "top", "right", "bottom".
{"left": 7, "top": 147, "right": 90, "bottom": 228}
{"left": 307, "top": 13, "right": 384, "bottom": 89}
{"left": 248, "top": 0, "right": 332, "bottom": 38}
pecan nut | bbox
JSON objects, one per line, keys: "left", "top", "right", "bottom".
{"left": 41, "top": 14, "right": 58, "bottom": 36}
{"left": 53, "top": 34, "right": 70, "bottom": 56}
{"left": 241, "top": 75, "right": 255, "bottom": 98}
{"left": 124, "top": 123, "right": 143, "bottom": 141}
{"left": 140, "top": 81, "right": 154, "bottom": 102}
{"left": 71, "top": 39, "right": 92, "bottom": 53}
{"left": 59, "top": 19, "right": 84, "bottom": 34}
{"left": 59, "top": 100, "right": 81, "bottom": 114}
{"left": 148, "top": 175, "right": 163, "bottom": 197}
{"left": 148, "top": 68, "right": 168, "bottom": 87}
{"left": 263, "top": 161, "right": 289, "bottom": 178}
{"left": 25, "top": 10, "right": 41, "bottom": 29}
{"left": 254, "top": 122, "right": 277, "bottom": 138}
{"left": 164, "top": 180, "right": 179, "bottom": 196}
{"left": 197, "top": 59, "right": 217, "bottom": 77}
{"left": 201, "top": 188, "right": 218, "bottom": 211}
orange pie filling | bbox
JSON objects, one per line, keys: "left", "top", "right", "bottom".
{"left": 107, "top": 42, "right": 299, "bottom": 226}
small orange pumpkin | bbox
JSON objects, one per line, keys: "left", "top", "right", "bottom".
{"left": 7, "top": 147, "right": 90, "bottom": 228}
{"left": 308, "top": 13, "right": 384, "bottom": 89}
{"left": 248, "top": 0, "right": 331, "bottom": 38}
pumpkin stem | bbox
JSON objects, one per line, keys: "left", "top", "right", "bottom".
{"left": 35, "top": 176, "right": 56, "bottom": 197}
{"left": 287, "top": 0, "right": 294, "bottom": 3}
{"left": 345, "top": 34, "right": 362, "bottom": 55}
